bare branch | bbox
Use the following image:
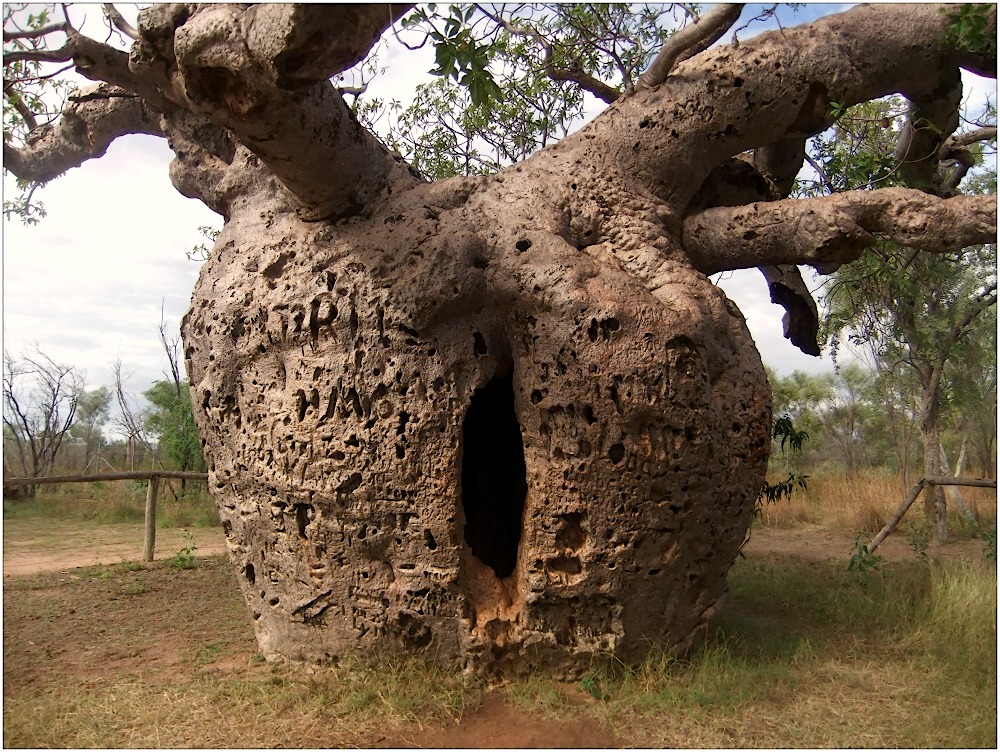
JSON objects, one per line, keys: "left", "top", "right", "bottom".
{"left": 101, "top": 4, "right": 139, "bottom": 41}
{"left": 3, "top": 21, "right": 69, "bottom": 42}
{"left": 3, "top": 45, "right": 73, "bottom": 65}
{"left": 4, "top": 89, "right": 38, "bottom": 130}
{"left": 683, "top": 188, "right": 997, "bottom": 275}
{"left": 804, "top": 152, "right": 836, "bottom": 194}
{"left": 948, "top": 284, "right": 998, "bottom": 346}
{"left": 636, "top": 4, "right": 744, "bottom": 90}
{"left": 544, "top": 60, "right": 622, "bottom": 104}
{"left": 4, "top": 83, "right": 163, "bottom": 184}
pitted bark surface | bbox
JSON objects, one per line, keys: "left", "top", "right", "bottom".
{"left": 183, "top": 158, "right": 771, "bottom": 675}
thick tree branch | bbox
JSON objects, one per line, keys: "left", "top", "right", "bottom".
{"left": 3, "top": 83, "right": 163, "bottom": 184}
{"left": 130, "top": 3, "right": 421, "bottom": 220}
{"left": 238, "top": 4, "right": 413, "bottom": 89}
{"left": 682, "top": 188, "right": 997, "bottom": 275}
{"left": 759, "top": 265, "right": 821, "bottom": 356}
{"left": 941, "top": 126, "right": 998, "bottom": 152}
{"left": 893, "top": 68, "right": 963, "bottom": 194}
{"left": 586, "top": 3, "right": 997, "bottom": 222}
{"left": 747, "top": 139, "right": 805, "bottom": 199}
{"left": 635, "top": 4, "right": 745, "bottom": 91}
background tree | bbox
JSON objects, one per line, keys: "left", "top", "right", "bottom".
{"left": 821, "top": 363, "right": 878, "bottom": 478}
{"left": 142, "top": 379, "right": 205, "bottom": 476}
{"left": 2, "top": 346, "right": 83, "bottom": 495}
{"left": 798, "top": 73, "right": 996, "bottom": 539}
{"left": 67, "top": 385, "right": 112, "bottom": 472}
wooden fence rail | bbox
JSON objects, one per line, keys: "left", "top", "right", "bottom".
{"left": 3, "top": 471, "right": 209, "bottom": 562}
{"left": 867, "top": 475, "right": 998, "bottom": 555}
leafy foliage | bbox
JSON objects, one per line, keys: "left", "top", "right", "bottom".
{"left": 142, "top": 380, "right": 205, "bottom": 474}
{"left": 2, "top": 6, "right": 77, "bottom": 223}
{"left": 363, "top": 4, "right": 699, "bottom": 180}
{"left": 941, "top": 4, "right": 997, "bottom": 57}
{"left": 848, "top": 537, "right": 884, "bottom": 574}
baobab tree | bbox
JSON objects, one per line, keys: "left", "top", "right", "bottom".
{"left": 4, "top": 4, "right": 996, "bottom": 674}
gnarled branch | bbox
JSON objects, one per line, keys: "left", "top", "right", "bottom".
{"left": 3, "top": 83, "right": 163, "bottom": 184}
{"left": 131, "top": 3, "right": 420, "bottom": 220}
{"left": 759, "top": 265, "right": 821, "bottom": 356}
{"left": 597, "top": 3, "right": 997, "bottom": 219}
{"left": 683, "top": 187, "right": 997, "bottom": 275}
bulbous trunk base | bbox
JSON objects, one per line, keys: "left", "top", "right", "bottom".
{"left": 183, "top": 197, "right": 771, "bottom": 677}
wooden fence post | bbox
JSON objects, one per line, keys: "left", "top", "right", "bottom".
{"left": 867, "top": 475, "right": 998, "bottom": 556}
{"left": 144, "top": 475, "right": 160, "bottom": 562}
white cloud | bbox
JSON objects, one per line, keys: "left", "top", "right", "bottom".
{"left": 3, "top": 134, "right": 218, "bottom": 401}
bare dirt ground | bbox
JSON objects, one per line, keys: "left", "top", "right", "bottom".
{"left": 2, "top": 518, "right": 227, "bottom": 576}
{"left": 2, "top": 518, "right": 986, "bottom": 748}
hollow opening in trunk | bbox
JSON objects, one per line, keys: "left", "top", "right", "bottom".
{"left": 460, "top": 372, "right": 528, "bottom": 579}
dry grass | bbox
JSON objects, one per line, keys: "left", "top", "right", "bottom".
{"left": 507, "top": 555, "right": 997, "bottom": 748}
{"left": 4, "top": 483, "right": 219, "bottom": 528}
{"left": 758, "top": 469, "right": 997, "bottom": 540}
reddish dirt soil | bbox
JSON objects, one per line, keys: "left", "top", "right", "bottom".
{"left": 2, "top": 519, "right": 985, "bottom": 748}
{"left": 2, "top": 519, "right": 226, "bottom": 576}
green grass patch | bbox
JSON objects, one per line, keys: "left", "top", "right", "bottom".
{"left": 3, "top": 486, "right": 219, "bottom": 528}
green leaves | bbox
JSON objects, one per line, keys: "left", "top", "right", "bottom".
{"left": 942, "top": 4, "right": 996, "bottom": 56}
{"left": 143, "top": 380, "right": 206, "bottom": 474}
{"left": 773, "top": 415, "right": 809, "bottom": 453}
{"left": 410, "top": 6, "right": 502, "bottom": 108}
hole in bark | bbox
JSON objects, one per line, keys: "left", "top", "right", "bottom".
{"left": 548, "top": 555, "right": 581, "bottom": 574}
{"left": 473, "top": 331, "right": 488, "bottom": 357}
{"left": 295, "top": 503, "right": 312, "bottom": 539}
{"left": 424, "top": 529, "right": 437, "bottom": 550}
{"left": 608, "top": 443, "right": 625, "bottom": 464}
{"left": 515, "top": 239, "right": 532, "bottom": 252}
{"left": 460, "top": 372, "right": 528, "bottom": 579}
{"left": 556, "top": 512, "right": 587, "bottom": 550}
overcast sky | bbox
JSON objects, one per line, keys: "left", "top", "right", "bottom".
{"left": 2, "top": 4, "right": 990, "bottom": 431}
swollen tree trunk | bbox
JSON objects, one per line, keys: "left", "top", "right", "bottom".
{"left": 183, "top": 145, "right": 773, "bottom": 672}
{"left": 4, "top": 3, "right": 996, "bottom": 675}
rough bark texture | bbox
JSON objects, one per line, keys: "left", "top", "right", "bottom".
{"left": 182, "top": 150, "right": 771, "bottom": 674}
{"left": 4, "top": 3, "right": 996, "bottom": 675}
